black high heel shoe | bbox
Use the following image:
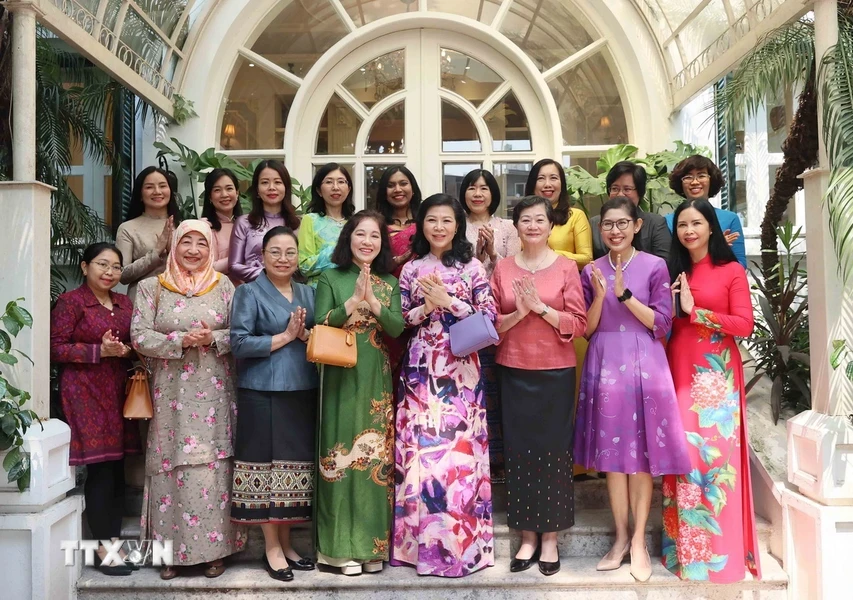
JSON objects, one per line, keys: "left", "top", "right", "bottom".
{"left": 263, "top": 554, "right": 294, "bottom": 581}
{"left": 538, "top": 554, "right": 561, "bottom": 576}
{"left": 510, "top": 545, "right": 540, "bottom": 573}
{"left": 93, "top": 553, "right": 132, "bottom": 576}
{"left": 286, "top": 556, "right": 316, "bottom": 571}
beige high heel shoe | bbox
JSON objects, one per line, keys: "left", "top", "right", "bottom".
{"left": 629, "top": 547, "right": 652, "bottom": 582}
{"left": 596, "top": 543, "right": 630, "bottom": 571}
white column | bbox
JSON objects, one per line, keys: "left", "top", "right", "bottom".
{"left": 9, "top": 1, "right": 39, "bottom": 181}
{"left": 784, "top": 2, "right": 853, "bottom": 599}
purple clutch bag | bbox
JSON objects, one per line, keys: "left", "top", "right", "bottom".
{"left": 449, "top": 310, "right": 499, "bottom": 357}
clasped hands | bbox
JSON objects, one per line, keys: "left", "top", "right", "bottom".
{"left": 279, "top": 306, "right": 310, "bottom": 345}
{"left": 670, "top": 273, "right": 695, "bottom": 315}
{"left": 349, "top": 262, "right": 382, "bottom": 315}
{"left": 182, "top": 320, "right": 215, "bottom": 348}
{"left": 418, "top": 272, "right": 453, "bottom": 314}
{"left": 100, "top": 330, "right": 131, "bottom": 358}
{"left": 512, "top": 276, "right": 546, "bottom": 317}
{"left": 475, "top": 225, "right": 496, "bottom": 263}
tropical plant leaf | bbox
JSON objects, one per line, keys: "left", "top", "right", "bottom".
{"left": 771, "top": 375, "right": 783, "bottom": 424}
{"left": 830, "top": 339, "right": 848, "bottom": 369}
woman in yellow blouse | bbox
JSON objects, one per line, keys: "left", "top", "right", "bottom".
{"left": 525, "top": 158, "right": 593, "bottom": 478}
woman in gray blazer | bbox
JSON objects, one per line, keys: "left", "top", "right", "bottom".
{"left": 229, "top": 226, "right": 318, "bottom": 582}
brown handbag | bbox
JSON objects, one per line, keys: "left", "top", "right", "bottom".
{"left": 306, "top": 320, "right": 357, "bottom": 368}
{"left": 124, "top": 365, "right": 154, "bottom": 419}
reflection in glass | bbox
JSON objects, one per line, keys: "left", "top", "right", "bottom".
{"left": 119, "top": 8, "right": 166, "bottom": 68}
{"left": 221, "top": 57, "right": 297, "bottom": 150}
{"left": 443, "top": 163, "right": 482, "bottom": 199}
{"left": 343, "top": 50, "right": 405, "bottom": 110}
{"left": 499, "top": 0, "right": 596, "bottom": 72}
{"left": 317, "top": 94, "right": 364, "bottom": 155}
{"left": 442, "top": 101, "right": 481, "bottom": 152}
{"left": 343, "top": 0, "right": 414, "bottom": 26}
{"left": 549, "top": 53, "right": 628, "bottom": 146}
{"left": 676, "top": 0, "right": 730, "bottom": 64}
{"left": 440, "top": 49, "right": 503, "bottom": 107}
{"left": 364, "top": 164, "right": 406, "bottom": 211}
{"left": 366, "top": 103, "right": 405, "bottom": 155}
{"left": 484, "top": 91, "right": 532, "bottom": 152}
{"left": 252, "top": 0, "right": 349, "bottom": 78}
{"left": 493, "top": 162, "right": 532, "bottom": 219}
{"left": 135, "top": 0, "right": 186, "bottom": 36}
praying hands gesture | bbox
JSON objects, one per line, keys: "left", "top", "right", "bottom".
{"left": 182, "top": 320, "right": 214, "bottom": 348}
{"left": 346, "top": 263, "right": 382, "bottom": 316}
{"left": 418, "top": 272, "right": 452, "bottom": 314}
{"left": 476, "top": 226, "right": 496, "bottom": 263}
{"left": 512, "top": 276, "right": 545, "bottom": 316}
{"left": 670, "top": 273, "right": 695, "bottom": 316}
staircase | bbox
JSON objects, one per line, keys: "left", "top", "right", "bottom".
{"left": 76, "top": 479, "right": 787, "bottom": 599}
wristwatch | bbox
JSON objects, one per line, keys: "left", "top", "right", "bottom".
{"left": 617, "top": 289, "right": 633, "bottom": 303}
{"left": 539, "top": 306, "right": 550, "bottom": 317}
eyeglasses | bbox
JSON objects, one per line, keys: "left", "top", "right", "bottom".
{"left": 681, "top": 173, "right": 710, "bottom": 183}
{"left": 265, "top": 250, "right": 298, "bottom": 261}
{"left": 609, "top": 185, "right": 636, "bottom": 195}
{"left": 90, "top": 260, "right": 123, "bottom": 274}
{"left": 322, "top": 178, "right": 349, "bottom": 187}
{"left": 600, "top": 219, "right": 632, "bottom": 231}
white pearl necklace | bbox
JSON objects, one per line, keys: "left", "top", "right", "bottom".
{"left": 608, "top": 247, "right": 636, "bottom": 272}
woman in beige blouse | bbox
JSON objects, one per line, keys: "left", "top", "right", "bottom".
{"left": 116, "top": 166, "right": 181, "bottom": 302}
{"left": 201, "top": 168, "right": 242, "bottom": 284}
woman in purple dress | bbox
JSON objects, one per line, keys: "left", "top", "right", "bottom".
{"left": 575, "top": 197, "right": 690, "bottom": 582}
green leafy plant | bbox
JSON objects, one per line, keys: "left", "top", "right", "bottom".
{"left": 153, "top": 138, "right": 312, "bottom": 219}
{"left": 0, "top": 299, "right": 41, "bottom": 492}
{"left": 746, "top": 223, "right": 811, "bottom": 423}
{"left": 171, "top": 94, "right": 198, "bottom": 126}
{"left": 563, "top": 141, "right": 712, "bottom": 215}
{"left": 830, "top": 339, "right": 853, "bottom": 383}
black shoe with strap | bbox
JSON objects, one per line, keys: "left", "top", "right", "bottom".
{"left": 263, "top": 554, "right": 294, "bottom": 582}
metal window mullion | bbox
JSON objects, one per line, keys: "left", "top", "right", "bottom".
{"left": 125, "top": 0, "right": 178, "bottom": 50}
{"left": 111, "top": 1, "right": 130, "bottom": 51}
{"left": 170, "top": 0, "right": 196, "bottom": 44}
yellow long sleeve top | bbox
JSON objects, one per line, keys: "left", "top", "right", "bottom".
{"left": 548, "top": 208, "right": 592, "bottom": 269}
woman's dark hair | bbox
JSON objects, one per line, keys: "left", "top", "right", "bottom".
{"left": 308, "top": 163, "right": 355, "bottom": 218}
{"left": 460, "top": 169, "right": 501, "bottom": 216}
{"left": 125, "top": 166, "right": 182, "bottom": 222}
{"left": 247, "top": 160, "right": 300, "bottom": 230}
{"left": 606, "top": 161, "right": 647, "bottom": 199}
{"left": 375, "top": 166, "right": 423, "bottom": 224}
{"left": 261, "top": 226, "right": 298, "bottom": 251}
{"left": 512, "top": 195, "right": 554, "bottom": 226}
{"left": 599, "top": 196, "right": 642, "bottom": 251}
{"left": 669, "top": 155, "right": 723, "bottom": 199}
{"left": 81, "top": 242, "right": 123, "bottom": 265}
{"left": 667, "top": 198, "right": 737, "bottom": 280}
{"left": 330, "top": 210, "right": 393, "bottom": 275}
{"left": 524, "top": 159, "right": 571, "bottom": 226}
{"left": 200, "top": 168, "right": 242, "bottom": 231}
{"left": 411, "top": 194, "right": 473, "bottom": 267}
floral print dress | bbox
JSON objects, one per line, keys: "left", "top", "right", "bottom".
{"left": 131, "top": 277, "right": 246, "bottom": 566}
{"left": 393, "top": 254, "right": 497, "bottom": 577}
{"left": 662, "top": 256, "right": 761, "bottom": 583}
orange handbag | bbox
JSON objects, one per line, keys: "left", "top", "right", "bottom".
{"left": 124, "top": 365, "right": 154, "bottom": 420}
{"left": 306, "top": 323, "right": 357, "bottom": 368}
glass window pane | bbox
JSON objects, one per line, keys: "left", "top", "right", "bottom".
{"left": 563, "top": 157, "right": 603, "bottom": 217}
{"left": 366, "top": 102, "right": 405, "bottom": 155}
{"left": 252, "top": 0, "right": 349, "bottom": 79}
{"left": 428, "top": 1, "right": 502, "bottom": 25}
{"left": 317, "top": 94, "right": 364, "bottom": 155}
{"left": 119, "top": 8, "right": 167, "bottom": 69}
{"left": 733, "top": 163, "right": 747, "bottom": 227}
{"left": 484, "top": 91, "right": 532, "bottom": 152}
{"left": 440, "top": 49, "right": 503, "bottom": 108}
{"left": 766, "top": 89, "right": 788, "bottom": 155}
{"left": 222, "top": 57, "right": 297, "bottom": 150}
{"left": 676, "top": 0, "right": 730, "bottom": 64}
{"left": 442, "top": 101, "right": 481, "bottom": 152}
{"left": 343, "top": 0, "right": 415, "bottom": 26}
{"left": 549, "top": 53, "right": 628, "bottom": 146}
{"left": 135, "top": 0, "right": 186, "bottom": 37}
{"left": 499, "top": 0, "right": 596, "bottom": 72}
{"left": 104, "top": 175, "right": 113, "bottom": 227}
{"left": 66, "top": 175, "right": 85, "bottom": 202}
{"left": 364, "top": 164, "right": 406, "bottom": 210}
{"left": 443, "top": 163, "right": 482, "bottom": 199}
{"left": 343, "top": 50, "right": 405, "bottom": 110}
{"left": 493, "top": 162, "right": 532, "bottom": 219}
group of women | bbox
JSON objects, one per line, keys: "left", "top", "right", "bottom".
{"left": 51, "top": 153, "right": 761, "bottom": 585}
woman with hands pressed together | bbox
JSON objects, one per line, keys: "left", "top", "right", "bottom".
{"left": 314, "top": 211, "right": 403, "bottom": 576}
{"left": 392, "top": 194, "right": 497, "bottom": 577}
{"left": 574, "top": 197, "right": 690, "bottom": 583}
{"left": 131, "top": 220, "right": 245, "bottom": 580}
{"left": 490, "top": 196, "right": 587, "bottom": 577}
{"left": 229, "top": 226, "right": 318, "bottom": 582}
{"left": 662, "top": 198, "right": 760, "bottom": 583}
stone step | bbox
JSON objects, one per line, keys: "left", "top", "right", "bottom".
{"left": 76, "top": 549, "right": 787, "bottom": 600}
{"left": 121, "top": 508, "right": 772, "bottom": 563}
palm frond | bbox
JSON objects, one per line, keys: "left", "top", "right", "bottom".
{"left": 821, "top": 17, "right": 853, "bottom": 283}
{"left": 712, "top": 18, "right": 815, "bottom": 124}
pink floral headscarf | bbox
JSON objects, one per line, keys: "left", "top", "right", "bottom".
{"left": 158, "top": 219, "right": 221, "bottom": 297}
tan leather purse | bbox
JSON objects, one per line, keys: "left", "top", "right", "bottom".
{"left": 124, "top": 365, "right": 154, "bottom": 419}
{"left": 306, "top": 322, "right": 357, "bottom": 368}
